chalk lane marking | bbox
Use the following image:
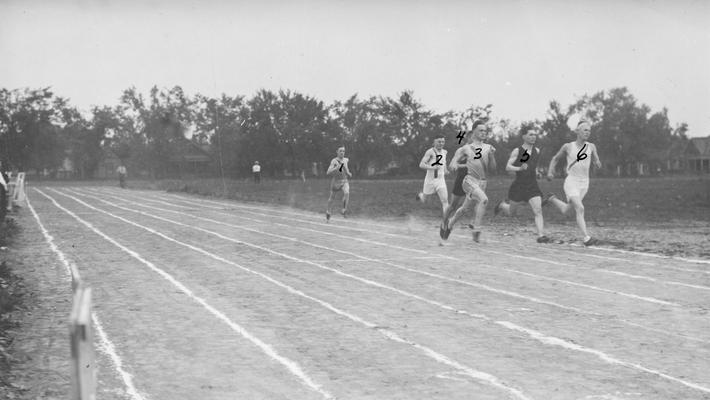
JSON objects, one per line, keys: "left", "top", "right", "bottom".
{"left": 66, "top": 188, "right": 710, "bottom": 395}
{"left": 88, "top": 188, "right": 680, "bottom": 307}
{"left": 98, "top": 187, "right": 709, "bottom": 277}
{"left": 102, "top": 187, "right": 710, "bottom": 267}
{"left": 26, "top": 195, "right": 148, "bottom": 400}
{"left": 44, "top": 188, "right": 531, "bottom": 400}
{"left": 86, "top": 188, "right": 710, "bottom": 344}
{"left": 34, "top": 189, "right": 336, "bottom": 400}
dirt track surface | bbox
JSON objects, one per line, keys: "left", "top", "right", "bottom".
{"left": 12, "top": 185, "right": 710, "bottom": 399}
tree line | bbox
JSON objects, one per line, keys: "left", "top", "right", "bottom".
{"left": 0, "top": 85, "right": 690, "bottom": 179}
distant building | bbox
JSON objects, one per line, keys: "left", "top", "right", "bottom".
{"left": 684, "top": 136, "right": 710, "bottom": 173}
{"left": 168, "top": 140, "right": 212, "bottom": 176}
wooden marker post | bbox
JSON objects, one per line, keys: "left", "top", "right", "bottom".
{"left": 69, "top": 284, "right": 96, "bottom": 400}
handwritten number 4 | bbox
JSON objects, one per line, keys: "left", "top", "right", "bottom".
{"left": 456, "top": 130, "right": 466, "bottom": 145}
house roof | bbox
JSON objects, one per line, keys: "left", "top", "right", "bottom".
{"left": 686, "top": 136, "right": 710, "bottom": 158}
{"left": 169, "top": 140, "right": 211, "bottom": 163}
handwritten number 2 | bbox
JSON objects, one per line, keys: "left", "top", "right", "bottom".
{"left": 431, "top": 155, "right": 443, "bottom": 166}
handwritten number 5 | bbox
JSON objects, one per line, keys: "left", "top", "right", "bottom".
{"left": 520, "top": 150, "right": 530, "bottom": 163}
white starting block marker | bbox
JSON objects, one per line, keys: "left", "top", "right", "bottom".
{"left": 69, "top": 283, "right": 96, "bottom": 400}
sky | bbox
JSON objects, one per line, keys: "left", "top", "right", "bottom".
{"left": 1, "top": 0, "right": 709, "bottom": 136}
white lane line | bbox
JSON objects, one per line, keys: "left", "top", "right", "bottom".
{"left": 35, "top": 189, "right": 336, "bottom": 400}
{"left": 26, "top": 195, "right": 148, "bottom": 400}
{"left": 68, "top": 189, "right": 710, "bottom": 395}
{"left": 45, "top": 188, "right": 531, "bottom": 400}
{"left": 100, "top": 188, "right": 709, "bottom": 277}
{"left": 601, "top": 270, "right": 710, "bottom": 291}
{"left": 106, "top": 187, "right": 710, "bottom": 267}
{"left": 86, "top": 188, "right": 710, "bottom": 345}
{"left": 78, "top": 188, "right": 590, "bottom": 315}
{"left": 94, "top": 189, "right": 434, "bottom": 256}
{"left": 89, "top": 188, "right": 679, "bottom": 307}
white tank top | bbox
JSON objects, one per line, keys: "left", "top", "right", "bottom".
{"left": 566, "top": 141, "right": 591, "bottom": 180}
{"left": 424, "top": 148, "right": 447, "bottom": 182}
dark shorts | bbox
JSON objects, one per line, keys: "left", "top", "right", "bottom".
{"left": 452, "top": 170, "right": 466, "bottom": 196}
{"left": 508, "top": 180, "right": 542, "bottom": 203}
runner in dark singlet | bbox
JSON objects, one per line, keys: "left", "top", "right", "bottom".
{"left": 494, "top": 123, "right": 550, "bottom": 243}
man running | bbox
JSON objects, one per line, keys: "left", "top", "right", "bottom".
{"left": 326, "top": 146, "right": 352, "bottom": 221}
{"left": 416, "top": 136, "right": 448, "bottom": 216}
{"left": 545, "top": 120, "right": 602, "bottom": 246}
{"left": 441, "top": 130, "right": 473, "bottom": 228}
{"left": 441, "top": 121, "right": 496, "bottom": 243}
{"left": 493, "top": 123, "right": 550, "bottom": 243}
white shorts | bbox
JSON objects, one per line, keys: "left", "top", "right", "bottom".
{"left": 422, "top": 179, "right": 447, "bottom": 198}
{"left": 563, "top": 177, "right": 589, "bottom": 200}
{"left": 462, "top": 176, "right": 488, "bottom": 201}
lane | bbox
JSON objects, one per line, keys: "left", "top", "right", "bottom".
{"left": 87, "top": 188, "right": 710, "bottom": 342}
{"left": 103, "top": 188, "right": 710, "bottom": 292}
{"left": 113, "top": 187, "right": 710, "bottom": 270}
{"left": 59, "top": 189, "right": 710, "bottom": 398}
{"left": 39, "top": 188, "right": 532, "bottom": 400}
{"left": 30, "top": 190, "right": 335, "bottom": 400}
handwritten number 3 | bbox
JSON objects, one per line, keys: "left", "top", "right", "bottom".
{"left": 474, "top": 148, "right": 482, "bottom": 160}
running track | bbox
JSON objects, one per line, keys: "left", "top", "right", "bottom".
{"left": 25, "top": 185, "right": 710, "bottom": 400}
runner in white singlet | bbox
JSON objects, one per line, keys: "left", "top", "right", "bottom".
{"left": 545, "top": 120, "right": 602, "bottom": 246}
{"left": 416, "top": 136, "right": 449, "bottom": 216}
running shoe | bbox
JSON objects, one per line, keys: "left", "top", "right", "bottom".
{"left": 467, "top": 223, "right": 475, "bottom": 230}
{"left": 341, "top": 209, "right": 347, "bottom": 219}
{"left": 583, "top": 237, "right": 597, "bottom": 246}
{"left": 493, "top": 200, "right": 503, "bottom": 216}
{"left": 440, "top": 219, "right": 452, "bottom": 240}
{"left": 415, "top": 193, "right": 422, "bottom": 202}
{"left": 536, "top": 235, "right": 551, "bottom": 243}
{"left": 326, "top": 211, "right": 331, "bottom": 222}
{"left": 472, "top": 231, "right": 481, "bottom": 243}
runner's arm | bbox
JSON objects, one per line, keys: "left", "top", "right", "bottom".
{"left": 326, "top": 159, "right": 340, "bottom": 175}
{"left": 487, "top": 146, "right": 497, "bottom": 172}
{"left": 547, "top": 144, "right": 567, "bottom": 178}
{"left": 505, "top": 148, "right": 526, "bottom": 172}
{"left": 343, "top": 158, "right": 353, "bottom": 177}
{"left": 591, "top": 144, "right": 602, "bottom": 169}
{"left": 419, "top": 150, "right": 436, "bottom": 171}
{"left": 448, "top": 147, "right": 465, "bottom": 171}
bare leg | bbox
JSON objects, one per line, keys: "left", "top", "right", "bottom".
{"left": 549, "top": 196, "right": 572, "bottom": 215}
{"left": 448, "top": 197, "right": 474, "bottom": 230}
{"left": 568, "top": 196, "right": 589, "bottom": 238}
{"left": 471, "top": 190, "right": 488, "bottom": 229}
{"left": 528, "top": 196, "right": 545, "bottom": 237}
{"left": 342, "top": 191, "right": 350, "bottom": 214}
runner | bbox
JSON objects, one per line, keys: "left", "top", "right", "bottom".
{"left": 545, "top": 120, "right": 602, "bottom": 246}
{"left": 441, "top": 121, "right": 496, "bottom": 243}
{"left": 116, "top": 163, "right": 127, "bottom": 189}
{"left": 441, "top": 131, "right": 473, "bottom": 228}
{"left": 493, "top": 123, "right": 550, "bottom": 243}
{"left": 416, "top": 136, "right": 449, "bottom": 216}
{"left": 325, "top": 146, "right": 352, "bottom": 221}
